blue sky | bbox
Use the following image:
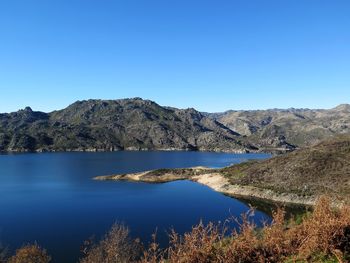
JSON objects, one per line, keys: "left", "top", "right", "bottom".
{"left": 0, "top": 0, "right": 349, "bottom": 113}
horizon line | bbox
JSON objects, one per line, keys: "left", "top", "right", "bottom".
{"left": 1, "top": 97, "right": 349, "bottom": 114}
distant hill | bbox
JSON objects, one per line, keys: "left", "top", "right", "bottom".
{"left": 0, "top": 98, "right": 254, "bottom": 152}
{"left": 207, "top": 104, "right": 350, "bottom": 150}
{"left": 1, "top": 98, "right": 350, "bottom": 153}
{"left": 221, "top": 135, "right": 350, "bottom": 203}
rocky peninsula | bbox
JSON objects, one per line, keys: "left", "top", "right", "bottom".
{"left": 95, "top": 135, "right": 350, "bottom": 207}
{"left": 94, "top": 166, "right": 316, "bottom": 206}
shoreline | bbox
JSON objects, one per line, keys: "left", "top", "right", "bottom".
{"left": 94, "top": 167, "right": 317, "bottom": 207}
{"left": 0, "top": 147, "right": 291, "bottom": 155}
{"left": 192, "top": 173, "right": 317, "bottom": 206}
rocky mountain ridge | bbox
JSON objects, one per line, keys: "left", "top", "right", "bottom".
{"left": 0, "top": 98, "right": 254, "bottom": 153}
{"left": 1, "top": 98, "right": 349, "bottom": 153}
{"left": 206, "top": 104, "right": 350, "bottom": 150}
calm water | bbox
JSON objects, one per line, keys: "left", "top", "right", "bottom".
{"left": 0, "top": 151, "right": 270, "bottom": 263}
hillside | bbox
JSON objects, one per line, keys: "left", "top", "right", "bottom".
{"left": 220, "top": 135, "right": 350, "bottom": 203}
{"left": 209, "top": 104, "right": 350, "bottom": 150}
{"left": 0, "top": 98, "right": 254, "bottom": 152}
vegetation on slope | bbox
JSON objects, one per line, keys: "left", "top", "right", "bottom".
{"left": 220, "top": 135, "right": 350, "bottom": 203}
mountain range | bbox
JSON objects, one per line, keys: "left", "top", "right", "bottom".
{"left": 1, "top": 98, "right": 349, "bottom": 153}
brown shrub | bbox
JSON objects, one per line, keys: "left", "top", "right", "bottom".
{"left": 80, "top": 223, "right": 142, "bottom": 263}
{"left": 166, "top": 221, "right": 224, "bottom": 263}
{"left": 7, "top": 243, "right": 51, "bottom": 263}
{"left": 139, "top": 197, "right": 350, "bottom": 263}
{"left": 287, "top": 197, "right": 350, "bottom": 261}
{"left": 223, "top": 209, "right": 261, "bottom": 262}
{"left": 223, "top": 197, "right": 350, "bottom": 262}
{"left": 139, "top": 232, "right": 164, "bottom": 263}
{"left": 139, "top": 221, "right": 225, "bottom": 263}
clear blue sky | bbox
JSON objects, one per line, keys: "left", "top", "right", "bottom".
{"left": 0, "top": 0, "right": 349, "bottom": 113}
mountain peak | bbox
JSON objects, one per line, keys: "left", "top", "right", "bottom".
{"left": 24, "top": 106, "right": 33, "bottom": 112}
{"left": 332, "top": 104, "right": 350, "bottom": 112}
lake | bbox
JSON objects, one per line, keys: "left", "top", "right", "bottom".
{"left": 0, "top": 151, "right": 270, "bottom": 263}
